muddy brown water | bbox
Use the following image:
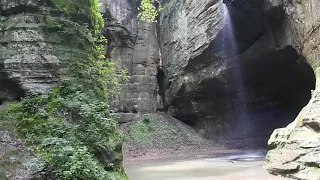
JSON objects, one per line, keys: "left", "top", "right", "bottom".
{"left": 124, "top": 153, "right": 291, "bottom": 180}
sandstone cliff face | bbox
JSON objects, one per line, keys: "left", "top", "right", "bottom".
{"left": 264, "top": 0, "right": 320, "bottom": 179}
{"left": 0, "top": 1, "right": 61, "bottom": 100}
{"left": 159, "top": 0, "right": 314, "bottom": 140}
{"left": 101, "top": 0, "right": 160, "bottom": 123}
{"left": 0, "top": 0, "right": 99, "bottom": 178}
{"left": 1, "top": 0, "right": 320, "bottom": 178}
{"left": 158, "top": 0, "right": 319, "bottom": 177}
{"left": 159, "top": 0, "right": 230, "bottom": 136}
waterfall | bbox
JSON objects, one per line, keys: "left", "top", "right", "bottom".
{"left": 222, "top": 4, "right": 251, "bottom": 138}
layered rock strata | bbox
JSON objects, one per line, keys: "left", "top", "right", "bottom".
{"left": 158, "top": 0, "right": 314, "bottom": 141}
{"left": 265, "top": 0, "right": 320, "bottom": 179}
{"left": 101, "top": 0, "right": 160, "bottom": 123}
{"left": 0, "top": 0, "right": 100, "bottom": 178}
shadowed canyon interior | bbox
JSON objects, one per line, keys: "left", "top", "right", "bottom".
{"left": 99, "top": 0, "right": 318, "bottom": 149}
{"left": 1, "top": 0, "right": 320, "bottom": 179}
{"left": 165, "top": 0, "right": 316, "bottom": 147}
{"left": 0, "top": 0, "right": 315, "bottom": 148}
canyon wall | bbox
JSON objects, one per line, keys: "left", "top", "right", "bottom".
{"left": 0, "top": 0, "right": 127, "bottom": 178}
{"left": 0, "top": 0, "right": 62, "bottom": 100}
{"left": 158, "top": 0, "right": 314, "bottom": 140}
{"left": 0, "top": 0, "right": 85, "bottom": 178}
{"left": 0, "top": 0, "right": 320, "bottom": 179}
{"left": 264, "top": 0, "right": 320, "bottom": 179}
{"left": 158, "top": 0, "right": 320, "bottom": 177}
{"left": 101, "top": 0, "right": 160, "bottom": 123}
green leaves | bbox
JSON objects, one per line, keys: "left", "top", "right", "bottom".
{"left": 0, "top": 0, "right": 127, "bottom": 179}
{"left": 50, "top": 0, "right": 104, "bottom": 33}
{"left": 38, "top": 138, "right": 113, "bottom": 180}
{"left": 3, "top": 75, "right": 125, "bottom": 179}
{"left": 137, "top": 0, "right": 162, "bottom": 22}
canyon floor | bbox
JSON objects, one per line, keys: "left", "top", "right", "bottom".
{"left": 121, "top": 113, "right": 293, "bottom": 180}
{"left": 123, "top": 148, "right": 290, "bottom": 180}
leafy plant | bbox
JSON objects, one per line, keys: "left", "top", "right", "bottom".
{"left": 0, "top": 0, "right": 127, "bottom": 179}
{"left": 137, "top": 0, "right": 162, "bottom": 22}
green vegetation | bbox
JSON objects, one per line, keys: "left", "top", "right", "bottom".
{"left": 126, "top": 116, "right": 180, "bottom": 149}
{"left": 124, "top": 114, "right": 204, "bottom": 150}
{"left": 51, "top": 0, "right": 104, "bottom": 32}
{"left": 137, "top": 0, "right": 162, "bottom": 22}
{"left": 0, "top": 0, "right": 127, "bottom": 179}
{"left": 126, "top": 117, "right": 155, "bottom": 148}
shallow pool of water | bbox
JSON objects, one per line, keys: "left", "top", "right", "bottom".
{"left": 124, "top": 153, "right": 290, "bottom": 180}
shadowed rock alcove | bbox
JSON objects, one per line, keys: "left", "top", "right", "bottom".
{"left": 165, "top": 0, "right": 316, "bottom": 148}
{"left": 224, "top": 46, "right": 315, "bottom": 147}
{"left": 0, "top": 72, "right": 25, "bottom": 105}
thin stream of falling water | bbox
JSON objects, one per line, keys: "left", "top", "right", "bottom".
{"left": 222, "top": 4, "right": 251, "bottom": 138}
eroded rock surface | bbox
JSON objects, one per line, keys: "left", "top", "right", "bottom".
{"left": 264, "top": 0, "right": 320, "bottom": 179}
{"left": 101, "top": 0, "right": 160, "bottom": 123}
{"left": 0, "top": 0, "right": 98, "bottom": 178}
{"left": 157, "top": 0, "right": 319, "bottom": 177}
{"left": 0, "top": 1, "right": 63, "bottom": 97}
{"left": 265, "top": 88, "right": 320, "bottom": 179}
{"left": 159, "top": 0, "right": 314, "bottom": 142}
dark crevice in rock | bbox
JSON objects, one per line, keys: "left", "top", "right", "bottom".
{"left": 0, "top": 72, "right": 26, "bottom": 103}
{"left": 0, "top": 5, "right": 39, "bottom": 16}
{"left": 268, "top": 167, "right": 300, "bottom": 175}
{"left": 304, "top": 121, "right": 320, "bottom": 132}
{"left": 283, "top": 153, "right": 306, "bottom": 165}
{"left": 156, "top": 65, "right": 166, "bottom": 111}
{"left": 304, "top": 162, "right": 320, "bottom": 168}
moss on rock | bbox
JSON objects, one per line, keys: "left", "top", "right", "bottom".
{"left": 0, "top": 0, "right": 127, "bottom": 179}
